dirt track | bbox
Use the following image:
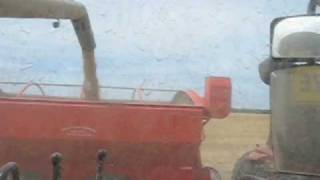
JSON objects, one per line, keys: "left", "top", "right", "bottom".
{"left": 201, "top": 113, "right": 270, "bottom": 180}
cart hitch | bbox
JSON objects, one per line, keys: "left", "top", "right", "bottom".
{"left": 0, "top": 162, "right": 20, "bottom": 180}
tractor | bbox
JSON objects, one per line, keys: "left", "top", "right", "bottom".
{"left": 232, "top": 0, "right": 320, "bottom": 179}
{"left": 0, "top": 0, "right": 231, "bottom": 179}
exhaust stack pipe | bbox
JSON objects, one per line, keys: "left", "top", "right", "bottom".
{"left": 0, "top": 0, "right": 99, "bottom": 100}
{"left": 308, "top": 0, "right": 320, "bottom": 14}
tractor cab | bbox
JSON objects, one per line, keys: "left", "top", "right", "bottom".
{"left": 0, "top": 0, "right": 231, "bottom": 179}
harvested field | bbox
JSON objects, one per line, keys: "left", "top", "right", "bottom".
{"left": 201, "top": 113, "right": 270, "bottom": 180}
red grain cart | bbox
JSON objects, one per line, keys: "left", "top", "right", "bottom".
{"left": 0, "top": 0, "right": 231, "bottom": 179}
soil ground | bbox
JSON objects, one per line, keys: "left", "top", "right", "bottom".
{"left": 201, "top": 113, "right": 270, "bottom": 180}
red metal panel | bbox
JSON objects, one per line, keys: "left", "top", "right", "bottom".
{"left": 0, "top": 98, "right": 204, "bottom": 142}
{"left": 0, "top": 98, "right": 207, "bottom": 179}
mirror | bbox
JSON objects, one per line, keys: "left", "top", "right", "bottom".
{"left": 272, "top": 16, "right": 320, "bottom": 58}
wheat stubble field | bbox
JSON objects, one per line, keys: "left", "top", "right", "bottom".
{"left": 201, "top": 113, "right": 270, "bottom": 180}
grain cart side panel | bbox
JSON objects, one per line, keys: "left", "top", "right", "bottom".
{"left": 0, "top": 98, "right": 206, "bottom": 179}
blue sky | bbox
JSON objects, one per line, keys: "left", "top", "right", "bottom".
{"left": 0, "top": 0, "right": 308, "bottom": 109}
